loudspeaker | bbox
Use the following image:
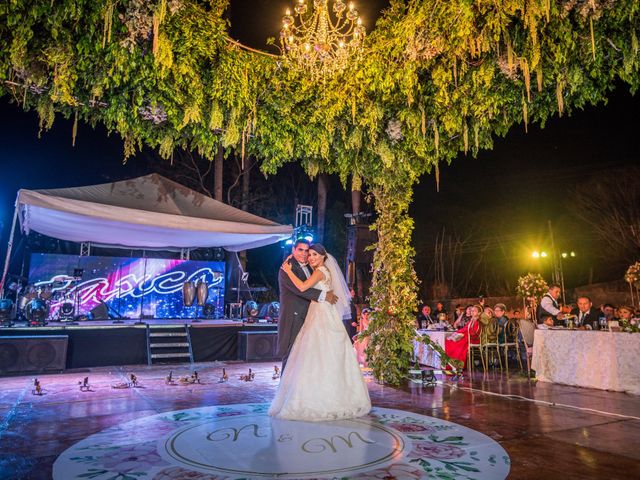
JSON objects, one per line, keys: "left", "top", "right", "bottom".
{"left": 237, "top": 331, "right": 278, "bottom": 361}
{"left": 0, "top": 335, "right": 68, "bottom": 375}
{"left": 90, "top": 302, "right": 109, "bottom": 320}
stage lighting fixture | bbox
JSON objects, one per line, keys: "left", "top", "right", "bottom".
{"left": 304, "top": 234, "right": 314, "bottom": 242}
{"left": 0, "top": 298, "right": 15, "bottom": 326}
{"left": 244, "top": 300, "right": 259, "bottom": 318}
{"left": 26, "top": 298, "right": 49, "bottom": 326}
{"left": 284, "top": 239, "right": 294, "bottom": 246}
{"left": 59, "top": 302, "right": 74, "bottom": 320}
{"left": 267, "top": 301, "right": 280, "bottom": 320}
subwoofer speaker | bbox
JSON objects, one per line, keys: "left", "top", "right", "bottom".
{"left": 0, "top": 335, "right": 68, "bottom": 375}
{"left": 237, "top": 331, "right": 278, "bottom": 361}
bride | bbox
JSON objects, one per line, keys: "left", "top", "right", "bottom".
{"left": 268, "top": 243, "right": 371, "bottom": 421}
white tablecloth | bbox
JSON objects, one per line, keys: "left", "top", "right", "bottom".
{"left": 413, "top": 330, "right": 454, "bottom": 368}
{"left": 531, "top": 330, "right": 640, "bottom": 395}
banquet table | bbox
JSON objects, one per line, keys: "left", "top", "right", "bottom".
{"left": 531, "top": 329, "right": 640, "bottom": 395}
{"left": 413, "top": 330, "right": 454, "bottom": 368}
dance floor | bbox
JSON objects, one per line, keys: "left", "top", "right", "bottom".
{"left": 1, "top": 363, "right": 638, "bottom": 479}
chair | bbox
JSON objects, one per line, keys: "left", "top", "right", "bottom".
{"left": 500, "top": 319, "right": 523, "bottom": 373}
{"left": 480, "top": 317, "right": 502, "bottom": 370}
{"left": 518, "top": 318, "right": 535, "bottom": 378}
{"left": 466, "top": 318, "right": 486, "bottom": 375}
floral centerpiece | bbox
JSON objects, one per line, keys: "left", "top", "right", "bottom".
{"left": 624, "top": 261, "right": 640, "bottom": 285}
{"left": 624, "top": 261, "right": 640, "bottom": 307}
{"left": 620, "top": 320, "right": 639, "bottom": 333}
{"left": 516, "top": 273, "right": 548, "bottom": 301}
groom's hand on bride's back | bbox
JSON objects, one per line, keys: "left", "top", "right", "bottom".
{"left": 326, "top": 291, "right": 338, "bottom": 304}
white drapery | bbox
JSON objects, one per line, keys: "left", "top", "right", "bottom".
{"left": 15, "top": 173, "right": 292, "bottom": 251}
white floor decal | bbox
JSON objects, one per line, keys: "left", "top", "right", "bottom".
{"left": 53, "top": 403, "right": 510, "bottom": 479}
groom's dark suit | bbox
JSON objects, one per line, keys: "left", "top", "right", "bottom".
{"left": 277, "top": 260, "right": 324, "bottom": 372}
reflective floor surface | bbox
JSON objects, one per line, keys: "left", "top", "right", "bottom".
{"left": 1, "top": 362, "right": 638, "bottom": 479}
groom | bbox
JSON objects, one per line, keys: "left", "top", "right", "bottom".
{"left": 277, "top": 239, "right": 338, "bottom": 373}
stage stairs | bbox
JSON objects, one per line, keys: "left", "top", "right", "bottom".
{"left": 146, "top": 325, "right": 194, "bottom": 365}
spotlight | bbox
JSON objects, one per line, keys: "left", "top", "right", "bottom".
{"left": 244, "top": 300, "right": 259, "bottom": 319}
{"left": 26, "top": 298, "right": 49, "bottom": 326}
{"left": 532, "top": 251, "right": 540, "bottom": 258}
{"left": 266, "top": 301, "right": 280, "bottom": 322}
{"left": 59, "top": 302, "right": 74, "bottom": 321}
{"left": 0, "top": 298, "right": 15, "bottom": 327}
{"left": 284, "top": 239, "right": 294, "bottom": 246}
{"left": 304, "top": 234, "right": 314, "bottom": 242}
{"left": 540, "top": 251, "right": 548, "bottom": 258}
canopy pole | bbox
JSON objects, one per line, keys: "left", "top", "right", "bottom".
{"left": 235, "top": 252, "right": 242, "bottom": 304}
{"left": 0, "top": 204, "right": 19, "bottom": 298}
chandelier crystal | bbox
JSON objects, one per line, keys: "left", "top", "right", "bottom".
{"left": 279, "top": 0, "right": 366, "bottom": 78}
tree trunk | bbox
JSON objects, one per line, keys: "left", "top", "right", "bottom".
{"left": 238, "top": 156, "right": 253, "bottom": 271}
{"left": 351, "top": 187, "right": 361, "bottom": 216}
{"left": 214, "top": 145, "right": 223, "bottom": 202}
{"left": 316, "top": 173, "right": 329, "bottom": 243}
{"left": 241, "top": 156, "right": 252, "bottom": 211}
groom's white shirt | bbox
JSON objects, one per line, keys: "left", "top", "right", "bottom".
{"left": 297, "top": 261, "right": 326, "bottom": 302}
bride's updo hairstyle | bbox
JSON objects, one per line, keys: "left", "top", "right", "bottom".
{"left": 309, "top": 243, "right": 328, "bottom": 260}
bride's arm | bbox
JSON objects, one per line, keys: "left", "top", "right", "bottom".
{"left": 281, "top": 263, "right": 325, "bottom": 292}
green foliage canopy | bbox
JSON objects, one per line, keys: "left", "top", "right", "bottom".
{"left": 2, "top": 0, "right": 638, "bottom": 178}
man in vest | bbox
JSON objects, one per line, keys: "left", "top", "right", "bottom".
{"left": 537, "top": 284, "right": 566, "bottom": 326}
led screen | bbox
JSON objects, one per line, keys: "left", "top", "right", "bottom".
{"left": 27, "top": 253, "right": 225, "bottom": 319}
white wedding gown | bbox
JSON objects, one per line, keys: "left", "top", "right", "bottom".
{"left": 269, "top": 266, "right": 372, "bottom": 421}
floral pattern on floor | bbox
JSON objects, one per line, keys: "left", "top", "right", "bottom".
{"left": 53, "top": 403, "right": 510, "bottom": 479}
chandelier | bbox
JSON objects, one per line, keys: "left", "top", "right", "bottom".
{"left": 279, "top": 0, "right": 366, "bottom": 78}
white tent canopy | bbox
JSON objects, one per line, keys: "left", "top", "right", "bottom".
{"left": 15, "top": 173, "right": 293, "bottom": 251}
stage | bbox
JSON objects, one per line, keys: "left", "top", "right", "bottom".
{"left": 0, "top": 319, "right": 278, "bottom": 371}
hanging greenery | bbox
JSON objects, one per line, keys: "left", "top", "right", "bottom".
{"left": 1, "top": 0, "right": 639, "bottom": 385}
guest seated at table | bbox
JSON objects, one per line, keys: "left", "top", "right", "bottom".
{"left": 480, "top": 306, "right": 494, "bottom": 325}
{"left": 617, "top": 305, "right": 638, "bottom": 326}
{"left": 453, "top": 305, "right": 473, "bottom": 329}
{"left": 602, "top": 303, "right": 615, "bottom": 321}
{"left": 494, "top": 304, "right": 509, "bottom": 327}
{"left": 417, "top": 304, "right": 435, "bottom": 329}
{"left": 445, "top": 304, "right": 481, "bottom": 369}
{"left": 537, "top": 314, "right": 555, "bottom": 328}
{"left": 570, "top": 296, "right": 601, "bottom": 330}
{"left": 353, "top": 307, "right": 371, "bottom": 367}
{"left": 453, "top": 304, "right": 464, "bottom": 320}
{"left": 435, "top": 301, "right": 447, "bottom": 316}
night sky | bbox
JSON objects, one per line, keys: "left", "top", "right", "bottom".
{"left": 0, "top": 0, "right": 638, "bottom": 294}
